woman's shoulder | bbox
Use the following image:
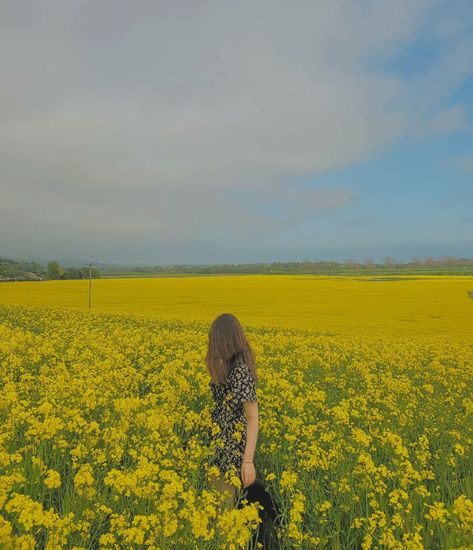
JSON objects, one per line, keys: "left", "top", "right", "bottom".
{"left": 231, "top": 351, "right": 247, "bottom": 365}
{"left": 229, "top": 354, "right": 245, "bottom": 372}
{"left": 229, "top": 355, "right": 254, "bottom": 381}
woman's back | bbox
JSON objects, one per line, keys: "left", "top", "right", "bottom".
{"left": 208, "top": 353, "right": 257, "bottom": 476}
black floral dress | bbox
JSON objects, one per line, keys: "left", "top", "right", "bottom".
{"left": 208, "top": 354, "right": 258, "bottom": 478}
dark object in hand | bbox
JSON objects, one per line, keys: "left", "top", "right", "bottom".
{"left": 237, "top": 480, "right": 282, "bottom": 549}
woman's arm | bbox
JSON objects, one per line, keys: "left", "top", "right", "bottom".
{"left": 243, "top": 401, "right": 259, "bottom": 462}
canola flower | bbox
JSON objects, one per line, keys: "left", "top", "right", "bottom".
{"left": 0, "top": 274, "right": 472, "bottom": 338}
{"left": 0, "top": 273, "right": 472, "bottom": 548}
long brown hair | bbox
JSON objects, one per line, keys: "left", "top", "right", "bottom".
{"left": 206, "top": 313, "right": 257, "bottom": 385}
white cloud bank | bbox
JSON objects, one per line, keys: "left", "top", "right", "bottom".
{"left": 0, "top": 0, "right": 471, "bottom": 263}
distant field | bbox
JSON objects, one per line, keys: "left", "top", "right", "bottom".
{"left": 0, "top": 274, "right": 472, "bottom": 338}
{"left": 97, "top": 268, "right": 473, "bottom": 278}
{"left": 99, "top": 272, "right": 232, "bottom": 278}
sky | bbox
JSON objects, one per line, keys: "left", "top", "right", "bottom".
{"left": 1, "top": 0, "right": 472, "bottom": 266}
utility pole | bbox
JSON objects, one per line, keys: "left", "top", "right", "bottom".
{"left": 85, "top": 262, "right": 97, "bottom": 309}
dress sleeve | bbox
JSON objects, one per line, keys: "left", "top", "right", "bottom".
{"left": 229, "top": 361, "right": 257, "bottom": 403}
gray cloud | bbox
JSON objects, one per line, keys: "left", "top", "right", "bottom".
{"left": 1, "top": 0, "right": 471, "bottom": 263}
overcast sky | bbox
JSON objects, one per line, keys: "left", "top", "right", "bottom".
{"left": 1, "top": 0, "right": 472, "bottom": 265}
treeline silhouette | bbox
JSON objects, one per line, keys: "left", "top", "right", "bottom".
{"left": 0, "top": 258, "right": 100, "bottom": 281}
{"left": 102, "top": 255, "right": 473, "bottom": 276}
{"left": 2, "top": 255, "right": 473, "bottom": 281}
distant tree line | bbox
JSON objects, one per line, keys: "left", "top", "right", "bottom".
{"left": 2, "top": 255, "right": 473, "bottom": 281}
{"left": 44, "top": 261, "right": 100, "bottom": 280}
{"left": 100, "top": 255, "right": 473, "bottom": 276}
{"left": 0, "top": 258, "right": 100, "bottom": 281}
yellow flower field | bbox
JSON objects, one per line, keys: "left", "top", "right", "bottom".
{"left": 0, "top": 275, "right": 472, "bottom": 548}
{"left": 0, "top": 274, "right": 472, "bottom": 337}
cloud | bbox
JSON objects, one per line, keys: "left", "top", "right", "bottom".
{"left": 0, "top": 0, "right": 472, "bottom": 262}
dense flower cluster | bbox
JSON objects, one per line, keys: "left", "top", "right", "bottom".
{"left": 0, "top": 275, "right": 472, "bottom": 548}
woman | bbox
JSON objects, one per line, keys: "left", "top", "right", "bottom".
{"left": 206, "top": 313, "right": 259, "bottom": 509}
